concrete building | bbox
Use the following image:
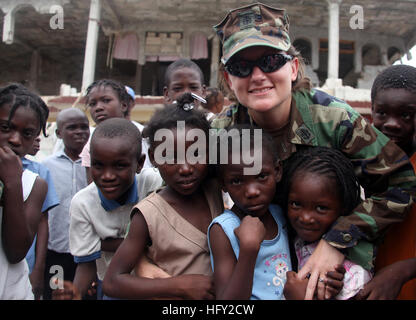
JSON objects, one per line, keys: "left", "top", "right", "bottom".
{"left": 1, "top": 0, "right": 416, "bottom": 122}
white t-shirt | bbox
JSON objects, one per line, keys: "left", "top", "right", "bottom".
{"left": 0, "top": 170, "right": 38, "bottom": 300}
{"left": 69, "top": 168, "right": 163, "bottom": 280}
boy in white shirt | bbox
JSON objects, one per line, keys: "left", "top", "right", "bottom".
{"left": 53, "top": 118, "right": 163, "bottom": 299}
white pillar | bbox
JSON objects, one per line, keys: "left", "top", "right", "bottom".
{"left": 183, "top": 30, "right": 190, "bottom": 59}
{"left": 81, "top": 0, "right": 101, "bottom": 93}
{"left": 327, "top": 0, "right": 342, "bottom": 80}
{"left": 2, "top": 10, "right": 15, "bottom": 44}
{"left": 210, "top": 35, "right": 220, "bottom": 87}
{"left": 354, "top": 42, "right": 362, "bottom": 73}
{"left": 310, "top": 37, "right": 320, "bottom": 71}
{"left": 30, "top": 49, "right": 40, "bottom": 91}
{"left": 381, "top": 49, "right": 389, "bottom": 66}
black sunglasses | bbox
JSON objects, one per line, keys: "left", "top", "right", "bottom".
{"left": 225, "top": 53, "right": 293, "bottom": 78}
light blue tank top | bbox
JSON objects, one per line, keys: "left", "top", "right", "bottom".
{"left": 208, "top": 204, "right": 292, "bottom": 300}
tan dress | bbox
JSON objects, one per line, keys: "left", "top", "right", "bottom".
{"left": 132, "top": 180, "right": 223, "bottom": 277}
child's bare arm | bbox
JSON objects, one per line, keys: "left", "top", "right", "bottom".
{"left": 1, "top": 146, "right": 47, "bottom": 263}
{"left": 103, "top": 211, "right": 214, "bottom": 300}
{"left": 209, "top": 216, "right": 264, "bottom": 300}
{"left": 30, "top": 212, "right": 49, "bottom": 299}
{"left": 85, "top": 167, "right": 93, "bottom": 185}
{"left": 355, "top": 258, "right": 416, "bottom": 300}
{"left": 72, "top": 262, "right": 98, "bottom": 298}
{"left": 101, "top": 238, "right": 124, "bottom": 252}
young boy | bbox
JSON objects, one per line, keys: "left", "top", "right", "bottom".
{"left": 53, "top": 118, "right": 163, "bottom": 299}
{"left": 371, "top": 64, "right": 416, "bottom": 158}
{"left": 363, "top": 64, "right": 416, "bottom": 300}
{"left": 41, "top": 108, "right": 90, "bottom": 300}
{"left": 163, "top": 58, "right": 206, "bottom": 105}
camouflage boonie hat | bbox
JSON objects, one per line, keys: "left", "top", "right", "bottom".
{"left": 214, "top": 2, "right": 291, "bottom": 65}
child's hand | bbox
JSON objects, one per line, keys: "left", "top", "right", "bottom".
{"left": 283, "top": 271, "right": 308, "bottom": 300}
{"left": 177, "top": 274, "right": 215, "bottom": 300}
{"left": 51, "top": 279, "right": 81, "bottom": 300}
{"left": 0, "top": 146, "right": 22, "bottom": 183}
{"left": 324, "top": 264, "right": 346, "bottom": 299}
{"left": 234, "top": 216, "right": 265, "bottom": 251}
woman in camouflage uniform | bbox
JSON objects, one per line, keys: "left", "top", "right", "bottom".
{"left": 211, "top": 2, "right": 416, "bottom": 299}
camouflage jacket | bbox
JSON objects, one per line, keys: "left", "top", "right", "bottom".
{"left": 211, "top": 89, "right": 416, "bottom": 271}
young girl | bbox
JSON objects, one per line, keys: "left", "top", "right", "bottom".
{"left": 0, "top": 83, "right": 48, "bottom": 299}
{"left": 102, "top": 93, "right": 223, "bottom": 299}
{"left": 211, "top": 2, "right": 415, "bottom": 299}
{"left": 282, "top": 146, "right": 372, "bottom": 300}
{"left": 80, "top": 79, "right": 151, "bottom": 182}
{"left": 208, "top": 125, "right": 291, "bottom": 300}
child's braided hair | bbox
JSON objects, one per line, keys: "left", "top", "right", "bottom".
{"left": 0, "top": 83, "right": 49, "bottom": 136}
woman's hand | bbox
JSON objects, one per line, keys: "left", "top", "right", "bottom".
{"left": 284, "top": 265, "right": 345, "bottom": 300}
{"left": 297, "top": 239, "right": 345, "bottom": 300}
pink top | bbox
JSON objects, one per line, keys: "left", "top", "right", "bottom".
{"left": 294, "top": 237, "right": 372, "bottom": 300}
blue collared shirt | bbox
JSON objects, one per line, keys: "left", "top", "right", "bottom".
{"left": 41, "top": 149, "right": 89, "bottom": 253}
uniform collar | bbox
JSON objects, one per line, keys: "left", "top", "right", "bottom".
{"left": 233, "top": 91, "right": 317, "bottom": 147}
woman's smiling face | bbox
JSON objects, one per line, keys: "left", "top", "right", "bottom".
{"left": 224, "top": 46, "right": 298, "bottom": 116}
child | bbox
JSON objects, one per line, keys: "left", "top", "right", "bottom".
{"left": 102, "top": 93, "right": 223, "bottom": 300}
{"left": 41, "top": 108, "right": 90, "bottom": 300}
{"left": 27, "top": 136, "right": 41, "bottom": 157}
{"left": 358, "top": 64, "right": 416, "bottom": 300}
{"left": 282, "top": 146, "right": 372, "bottom": 300}
{"left": 163, "top": 58, "right": 206, "bottom": 105}
{"left": 208, "top": 125, "right": 292, "bottom": 300}
{"left": 371, "top": 64, "right": 416, "bottom": 158}
{"left": 52, "top": 118, "right": 163, "bottom": 299}
{"left": 80, "top": 79, "right": 151, "bottom": 183}
{"left": 0, "top": 83, "right": 48, "bottom": 299}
